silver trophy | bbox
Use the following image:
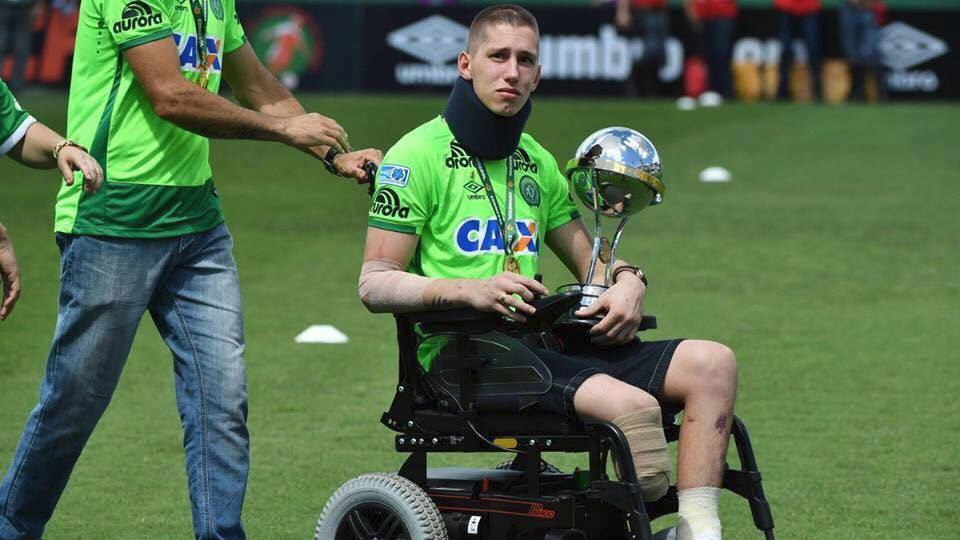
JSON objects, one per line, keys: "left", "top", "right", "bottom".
{"left": 557, "top": 127, "right": 666, "bottom": 326}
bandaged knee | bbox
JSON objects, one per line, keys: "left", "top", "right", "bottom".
{"left": 612, "top": 407, "right": 672, "bottom": 501}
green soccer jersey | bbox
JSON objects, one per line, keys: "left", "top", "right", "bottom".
{"left": 0, "top": 78, "right": 35, "bottom": 158}
{"left": 368, "top": 115, "right": 580, "bottom": 281}
{"left": 55, "top": 0, "right": 247, "bottom": 237}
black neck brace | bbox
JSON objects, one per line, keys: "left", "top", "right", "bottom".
{"left": 443, "top": 77, "right": 531, "bottom": 160}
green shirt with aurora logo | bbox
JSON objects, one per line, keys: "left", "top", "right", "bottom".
{"left": 368, "top": 115, "right": 580, "bottom": 281}
{"left": 0, "top": 78, "right": 35, "bottom": 157}
{"left": 55, "top": 0, "right": 247, "bottom": 237}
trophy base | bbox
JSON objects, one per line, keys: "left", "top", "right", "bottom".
{"left": 554, "top": 283, "right": 609, "bottom": 331}
{"left": 551, "top": 284, "right": 658, "bottom": 351}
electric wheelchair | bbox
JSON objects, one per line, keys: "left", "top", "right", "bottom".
{"left": 315, "top": 290, "right": 776, "bottom": 540}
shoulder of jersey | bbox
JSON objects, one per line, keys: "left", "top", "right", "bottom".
{"left": 385, "top": 116, "right": 449, "bottom": 159}
{"left": 518, "top": 132, "right": 559, "bottom": 168}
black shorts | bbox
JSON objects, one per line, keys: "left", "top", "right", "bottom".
{"left": 530, "top": 337, "right": 685, "bottom": 418}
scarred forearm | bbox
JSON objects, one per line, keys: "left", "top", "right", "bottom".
{"left": 422, "top": 278, "right": 474, "bottom": 311}
{"left": 358, "top": 259, "right": 474, "bottom": 313}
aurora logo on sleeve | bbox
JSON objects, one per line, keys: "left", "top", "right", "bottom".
{"left": 113, "top": 0, "right": 163, "bottom": 33}
{"left": 455, "top": 218, "right": 539, "bottom": 256}
{"left": 371, "top": 187, "right": 410, "bottom": 219}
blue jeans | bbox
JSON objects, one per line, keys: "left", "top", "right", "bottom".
{"left": 701, "top": 17, "right": 736, "bottom": 97}
{"left": 776, "top": 11, "right": 823, "bottom": 100}
{"left": 0, "top": 224, "right": 248, "bottom": 540}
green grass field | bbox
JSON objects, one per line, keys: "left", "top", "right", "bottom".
{"left": 1, "top": 95, "right": 958, "bottom": 539}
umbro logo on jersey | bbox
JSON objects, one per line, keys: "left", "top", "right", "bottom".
{"left": 512, "top": 147, "right": 538, "bottom": 174}
{"left": 371, "top": 187, "right": 410, "bottom": 219}
{"left": 445, "top": 141, "right": 472, "bottom": 169}
{"left": 113, "top": 0, "right": 163, "bottom": 34}
{"left": 463, "top": 180, "right": 485, "bottom": 200}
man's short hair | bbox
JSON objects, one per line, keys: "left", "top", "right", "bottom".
{"left": 467, "top": 4, "right": 540, "bottom": 53}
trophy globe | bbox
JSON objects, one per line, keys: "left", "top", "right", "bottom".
{"left": 557, "top": 127, "right": 666, "bottom": 328}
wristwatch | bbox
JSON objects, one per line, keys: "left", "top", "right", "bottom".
{"left": 322, "top": 147, "right": 343, "bottom": 176}
{"left": 612, "top": 265, "right": 647, "bottom": 287}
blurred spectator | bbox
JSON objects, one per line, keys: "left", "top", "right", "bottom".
{"left": 616, "top": 0, "right": 669, "bottom": 96}
{"left": 774, "top": 0, "right": 822, "bottom": 101}
{"left": 840, "top": 0, "right": 885, "bottom": 101}
{"left": 0, "top": 0, "right": 39, "bottom": 91}
{"left": 685, "top": 0, "right": 738, "bottom": 98}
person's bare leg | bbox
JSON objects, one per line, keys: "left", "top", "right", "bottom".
{"left": 661, "top": 340, "right": 738, "bottom": 540}
{"left": 574, "top": 373, "right": 659, "bottom": 420}
{"left": 574, "top": 374, "right": 671, "bottom": 500}
{"left": 661, "top": 340, "right": 738, "bottom": 487}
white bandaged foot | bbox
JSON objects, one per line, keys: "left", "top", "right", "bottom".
{"left": 676, "top": 486, "right": 722, "bottom": 540}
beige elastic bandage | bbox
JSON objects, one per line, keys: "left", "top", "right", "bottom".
{"left": 358, "top": 259, "right": 432, "bottom": 313}
{"left": 611, "top": 406, "right": 672, "bottom": 501}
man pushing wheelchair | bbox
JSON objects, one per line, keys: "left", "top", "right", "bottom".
{"left": 318, "top": 5, "right": 774, "bottom": 540}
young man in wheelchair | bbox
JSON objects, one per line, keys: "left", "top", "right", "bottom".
{"left": 359, "top": 5, "right": 736, "bottom": 540}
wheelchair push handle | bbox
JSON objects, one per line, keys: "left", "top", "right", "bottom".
{"left": 364, "top": 161, "right": 378, "bottom": 196}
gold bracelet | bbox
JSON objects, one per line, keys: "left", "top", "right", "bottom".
{"left": 52, "top": 140, "right": 88, "bottom": 160}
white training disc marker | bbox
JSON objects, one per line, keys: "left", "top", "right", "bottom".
{"left": 699, "top": 166, "right": 732, "bottom": 183}
{"left": 698, "top": 91, "right": 724, "bottom": 107}
{"left": 294, "top": 325, "right": 349, "bottom": 344}
{"left": 676, "top": 96, "right": 697, "bottom": 111}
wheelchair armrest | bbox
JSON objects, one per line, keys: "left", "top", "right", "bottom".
{"left": 397, "top": 291, "right": 584, "bottom": 334}
{"left": 398, "top": 308, "right": 501, "bottom": 334}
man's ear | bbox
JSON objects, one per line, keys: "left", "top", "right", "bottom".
{"left": 532, "top": 64, "right": 542, "bottom": 91}
{"left": 457, "top": 51, "right": 472, "bottom": 80}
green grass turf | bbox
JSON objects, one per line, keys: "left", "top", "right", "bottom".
{"left": 1, "top": 94, "right": 958, "bottom": 539}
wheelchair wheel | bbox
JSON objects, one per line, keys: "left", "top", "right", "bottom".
{"left": 315, "top": 473, "right": 448, "bottom": 540}
{"left": 492, "top": 459, "right": 563, "bottom": 474}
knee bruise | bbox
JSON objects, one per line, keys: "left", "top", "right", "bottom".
{"left": 612, "top": 406, "right": 672, "bottom": 501}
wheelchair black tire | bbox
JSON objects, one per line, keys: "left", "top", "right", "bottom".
{"left": 315, "top": 473, "right": 448, "bottom": 540}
